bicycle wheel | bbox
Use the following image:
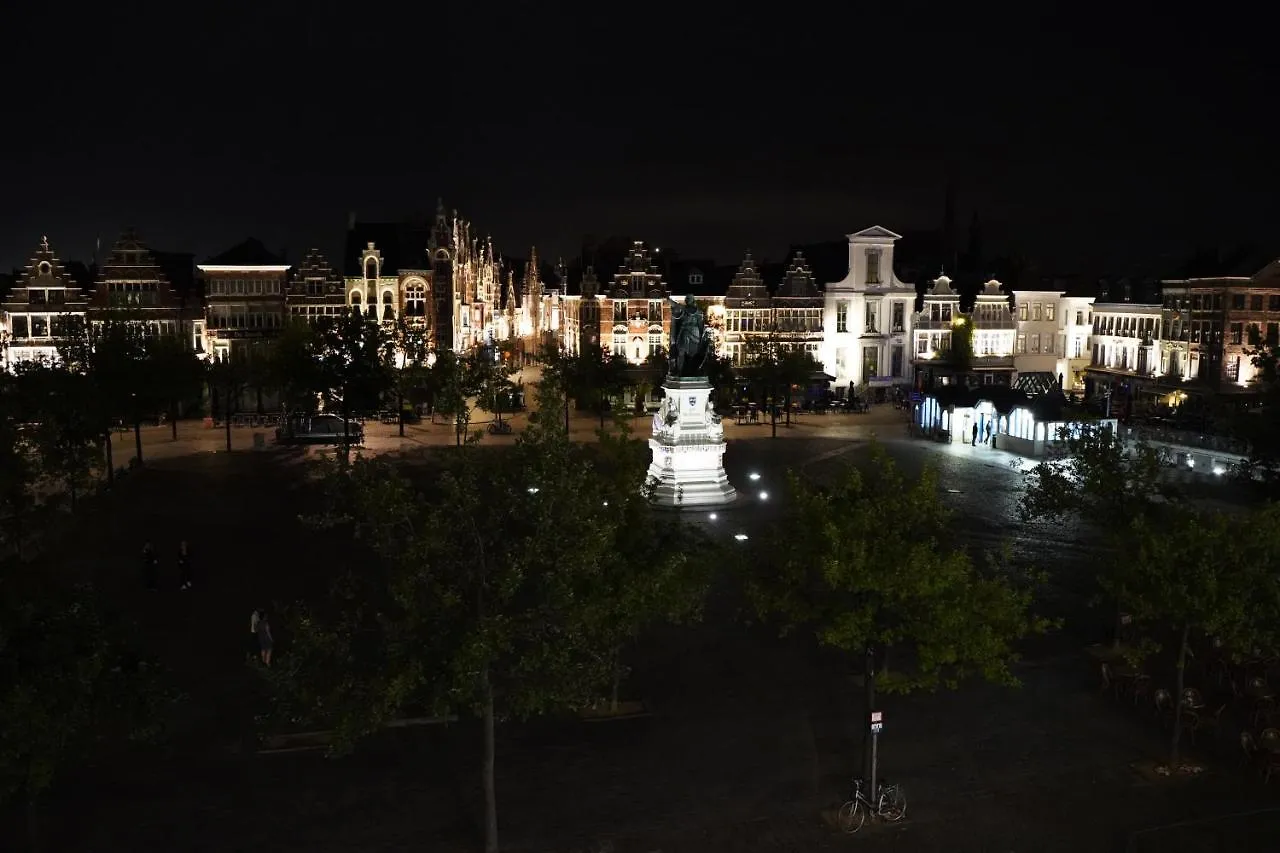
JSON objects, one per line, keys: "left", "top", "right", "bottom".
{"left": 838, "top": 798, "right": 866, "bottom": 833}
{"left": 878, "top": 785, "right": 907, "bottom": 822}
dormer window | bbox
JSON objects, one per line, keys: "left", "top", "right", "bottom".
{"left": 865, "top": 250, "right": 882, "bottom": 285}
{"left": 689, "top": 273, "right": 703, "bottom": 285}
{"left": 38, "top": 261, "right": 51, "bottom": 276}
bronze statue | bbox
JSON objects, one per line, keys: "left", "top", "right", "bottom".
{"left": 669, "top": 295, "right": 713, "bottom": 377}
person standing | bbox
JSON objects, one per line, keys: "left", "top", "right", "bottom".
{"left": 177, "top": 541, "right": 192, "bottom": 590}
{"left": 256, "top": 610, "right": 274, "bottom": 667}
{"left": 141, "top": 542, "right": 159, "bottom": 591}
{"left": 971, "top": 422, "right": 979, "bottom": 446}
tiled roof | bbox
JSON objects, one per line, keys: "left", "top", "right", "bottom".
{"left": 206, "top": 238, "right": 286, "bottom": 267}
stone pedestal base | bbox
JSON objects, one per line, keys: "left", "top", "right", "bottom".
{"left": 646, "top": 377, "right": 737, "bottom": 508}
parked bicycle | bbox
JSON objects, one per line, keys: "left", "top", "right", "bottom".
{"left": 838, "top": 777, "right": 906, "bottom": 833}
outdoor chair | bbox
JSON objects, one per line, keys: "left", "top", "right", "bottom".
{"left": 1187, "top": 704, "right": 1226, "bottom": 744}
{"left": 1252, "top": 696, "right": 1275, "bottom": 728}
{"left": 1127, "top": 674, "right": 1153, "bottom": 707}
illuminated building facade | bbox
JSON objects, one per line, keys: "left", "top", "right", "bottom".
{"left": 92, "top": 228, "right": 199, "bottom": 347}
{"left": 912, "top": 276, "right": 1017, "bottom": 388}
{"left": 1, "top": 237, "right": 90, "bottom": 366}
{"left": 196, "top": 239, "right": 290, "bottom": 363}
{"left": 1010, "top": 290, "right": 1095, "bottom": 391}
{"left": 821, "top": 226, "right": 916, "bottom": 392}
{"left": 287, "top": 248, "right": 347, "bottom": 325}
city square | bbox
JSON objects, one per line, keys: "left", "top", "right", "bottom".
{"left": 4, "top": 396, "right": 1272, "bottom": 853}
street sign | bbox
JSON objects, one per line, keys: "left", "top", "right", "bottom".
{"left": 871, "top": 723, "right": 883, "bottom": 733}
{"left": 870, "top": 710, "right": 883, "bottom": 732}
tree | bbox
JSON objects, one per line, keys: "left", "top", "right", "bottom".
{"left": 0, "top": 376, "right": 40, "bottom": 559}
{"left": 386, "top": 318, "right": 432, "bottom": 437}
{"left": 57, "top": 313, "right": 147, "bottom": 472}
{"left": 589, "top": 414, "right": 710, "bottom": 708}
{"left": 22, "top": 365, "right": 100, "bottom": 512}
{"left": 747, "top": 445, "right": 1050, "bottom": 797}
{"left": 314, "top": 312, "right": 392, "bottom": 463}
{"left": 949, "top": 316, "right": 974, "bottom": 372}
{"left": 1124, "top": 504, "right": 1277, "bottom": 769}
{"left": 430, "top": 349, "right": 485, "bottom": 447}
{"left": 703, "top": 350, "right": 737, "bottom": 409}
{"left": 742, "top": 331, "right": 818, "bottom": 436}
{"left": 1232, "top": 326, "right": 1280, "bottom": 489}
{"left": 1019, "top": 424, "right": 1176, "bottom": 647}
{"left": 142, "top": 334, "right": 206, "bottom": 441}
{"left": 205, "top": 351, "right": 250, "bottom": 454}
{"left": 265, "top": 319, "right": 323, "bottom": 418}
{"left": 536, "top": 344, "right": 574, "bottom": 434}
{"left": 0, "top": 563, "right": 173, "bottom": 850}
{"left": 268, "top": 381, "right": 707, "bottom": 853}
{"left": 473, "top": 348, "right": 518, "bottom": 429}
{"left": 570, "top": 343, "right": 630, "bottom": 432}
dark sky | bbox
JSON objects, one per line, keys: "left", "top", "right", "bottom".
{"left": 2, "top": 3, "right": 1275, "bottom": 277}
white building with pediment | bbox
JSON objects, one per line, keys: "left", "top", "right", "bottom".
{"left": 821, "top": 226, "right": 916, "bottom": 393}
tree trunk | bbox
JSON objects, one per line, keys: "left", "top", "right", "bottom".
{"left": 862, "top": 645, "right": 877, "bottom": 799}
{"left": 397, "top": 389, "right": 406, "bottom": 437}
{"left": 599, "top": 389, "right": 606, "bottom": 431}
{"left": 224, "top": 386, "right": 233, "bottom": 453}
{"left": 26, "top": 790, "right": 40, "bottom": 853}
{"left": 785, "top": 387, "right": 793, "bottom": 427}
{"left": 104, "top": 430, "right": 114, "bottom": 485}
{"left": 481, "top": 667, "right": 499, "bottom": 853}
{"left": 610, "top": 646, "right": 622, "bottom": 713}
{"left": 1112, "top": 597, "right": 1125, "bottom": 650}
{"left": 133, "top": 415, "right": 144, "bottom": 466}
{"left": 170, "top": 401, "right": 179, "bottom": 441}
{"left": 340, "top": 392, "right": 351, "bottom": 467}
{"left": 563, "top": 393, "right": 570, "bottom": 435}
{"left": 1169, "top": 622, "right": 1191, "bottom": 769}
{"left": 770, "top": 387, "right": 778, "bottom": 439}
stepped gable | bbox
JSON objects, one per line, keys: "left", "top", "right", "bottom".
{"left": 724, "top": 251, "right": 770, "bottom": 308}
{"left": 776, "top": 251, "right": 820, "bottom": 298}
{"left": 93, "top": 227, "right": 179, "bottom": 309}
{"left": 287, "top": 248, "right": 344, "bottom": 298}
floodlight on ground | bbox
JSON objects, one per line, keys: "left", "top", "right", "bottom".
{"left": 528, "top": 487, "right": 540, "bottom": 494}
{"left": 734, "top": 533, "right": 749, "bottom": 541}
{"left": 759, "top": 491, "right": 768, "bottom": 501}
{"left": 748, "top": 472, "right": 761, "bottom": 481}
{"left": 709, "top": 513, "right": 717, "bottom": 521}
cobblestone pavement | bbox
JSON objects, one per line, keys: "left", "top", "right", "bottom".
{"left": 16, "top": 423, "right": 1277, "bottom": 852}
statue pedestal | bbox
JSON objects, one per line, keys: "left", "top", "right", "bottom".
{"left": 646, "top": 377, "right": 737, "bottom": 508}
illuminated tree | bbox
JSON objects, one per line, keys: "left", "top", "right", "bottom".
{"left": 1019, "top": 424, "right": 1176, "bottom": 647}
{"left": 313, "top": 311, "right": 392, "bottom": 462}
{"left": 0, "top": 563, "right": 173, "bottom": 849}
{"left": 268, "top": 381, "right": 709, "bottom": 853}
{"left": 747, "top": 444, "right": 1049, "bottom": 792}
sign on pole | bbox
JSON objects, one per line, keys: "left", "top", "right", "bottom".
{"left": 869, "top": 710, "right": 883, "bottom": 733}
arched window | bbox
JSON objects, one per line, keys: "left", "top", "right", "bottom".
{"left": 382, "top": 291, "right": 394, "bottom": 321}
{"left": 365, "top": 258, "right": 378, "bottom": 280}
{"left": 406, "top": 282, "right": 426, "bottom": 317}
{"left": 351, "top": 291, "right": 362, "bottom": 310}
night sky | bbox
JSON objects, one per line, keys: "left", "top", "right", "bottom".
{"left": 3, "top": 3, "right": 1275, "bottom": 277}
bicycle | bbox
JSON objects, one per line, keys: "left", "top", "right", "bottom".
{"left": 837, "top": 777, "right": 906, "bottom": 833}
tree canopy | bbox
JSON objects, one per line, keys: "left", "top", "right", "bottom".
{"left": 267, "top": 380, "right": 708, "bottom": 852}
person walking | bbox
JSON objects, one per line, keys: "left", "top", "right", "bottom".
{"left": 177, "top": 541, "right": 192, "bottom": 590}
{"left": 141, "top": 542, "right": 159, "bottom": 591}
{"left": 256, "top": 610, "right": 274, "bottom": 667}
{"left": 971, "top": 422, "right": 979, "bottom": 446}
